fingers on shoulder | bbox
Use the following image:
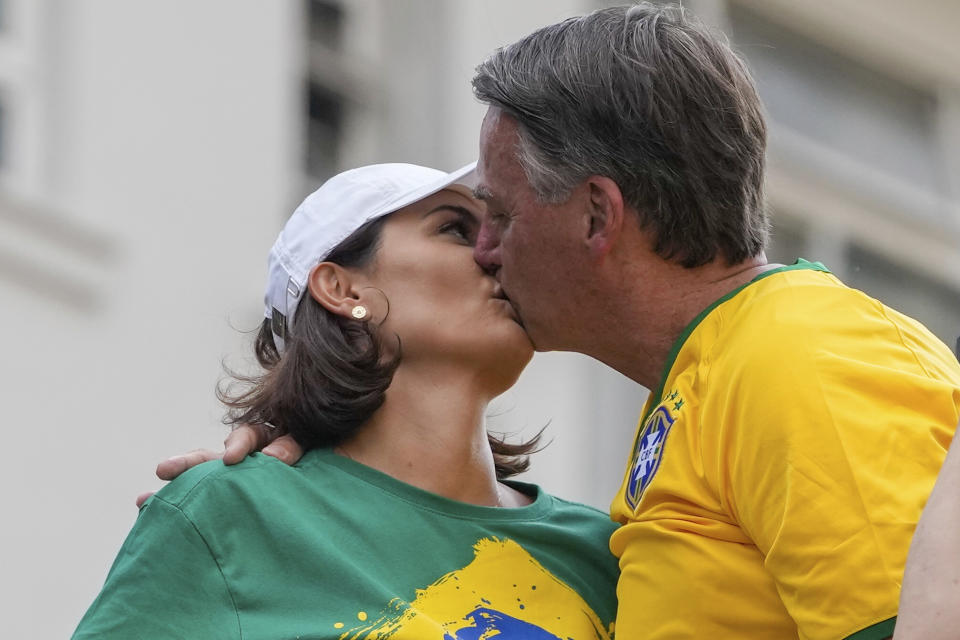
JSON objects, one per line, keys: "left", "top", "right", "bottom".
{"left": 263, "top": 435, "right": 304, "bottom": 465}
{"left": 156, "top": 448, "right": 221, "bottom": 480}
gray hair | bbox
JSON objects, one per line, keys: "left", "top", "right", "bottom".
{"left": 472, "top": 3, "right": 769, "bottom": 268}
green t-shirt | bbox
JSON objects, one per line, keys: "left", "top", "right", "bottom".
{"left": 73, "top": 449, "right": 620, "bottom": 639}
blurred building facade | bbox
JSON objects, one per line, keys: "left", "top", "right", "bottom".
{"left": 1, "top": 0, "right": 957, "bottom": 637}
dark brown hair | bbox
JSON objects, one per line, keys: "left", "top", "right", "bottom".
{"left": 472, "top": 3, "right": 769, "bottom": 268}
{"left": 219, "top": 215, "right": 541, "bottom": 479}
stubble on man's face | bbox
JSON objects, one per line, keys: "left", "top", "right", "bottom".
{"left": 475, "top": 109, "right": 588, "bottom": 352}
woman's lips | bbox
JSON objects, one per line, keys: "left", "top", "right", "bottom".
{"left": 491, "top": 292, "right": 522, "bottom": 325}
{"left": 490, "top": 283, "right": 524, "bottom": 326}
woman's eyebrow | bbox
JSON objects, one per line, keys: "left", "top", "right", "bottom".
{"left": 423, "top": 205, "right": 478, "bottom": 223}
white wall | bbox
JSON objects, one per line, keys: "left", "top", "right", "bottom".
{"left": 0, "top": 1, "right": 301, "bottom": 636}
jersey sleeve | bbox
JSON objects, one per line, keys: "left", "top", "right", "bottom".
{"left": 717, "top": 321, "right": 960, "bottom": 640}
{"left": 72, "top": 495, "right": 240, "bottom": 639}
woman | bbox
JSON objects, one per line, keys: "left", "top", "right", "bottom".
{"left": 894, "top": 422, "right": 960, "bottom": 640}
{"left": 73, "top": 163, "right": 619, "bottom": 639}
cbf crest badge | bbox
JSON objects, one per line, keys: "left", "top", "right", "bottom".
{"left": 625, "top": 405, "right": 675, "bottom": 510}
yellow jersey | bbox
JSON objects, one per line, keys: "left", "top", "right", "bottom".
{"left": 610, "top": 261, "right": 960, "bottom": 640}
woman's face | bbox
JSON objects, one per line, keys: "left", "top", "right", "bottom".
{"left": 362, "top": 186, "right": 533, "bottom": 390}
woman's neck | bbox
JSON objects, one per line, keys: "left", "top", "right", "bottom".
{"left": 336, "top": 362, "right": 525, "bottom": 507}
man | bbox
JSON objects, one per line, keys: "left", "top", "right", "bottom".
{"left": 462, "top": 5, "right": 960, "bottom": 640}
{"left": 157, "top": 4, "right": 960, "bottom": 639}
{"left": 465, "top": 5, "right": 960, "bottom": 639}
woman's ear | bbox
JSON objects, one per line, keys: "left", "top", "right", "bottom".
{"left": 307, "top": 262, "right": 361, "bottom": 319}
{"left": 583, "top": 176, "right": 625, "bottom": 260}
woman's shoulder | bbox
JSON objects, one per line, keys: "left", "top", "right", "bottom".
{"left": 150, "top": 451, "right": 325, "bottom": 512}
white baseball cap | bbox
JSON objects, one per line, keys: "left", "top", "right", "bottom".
{"left": 265, "top": 161, "right": 478, "bottom": 350}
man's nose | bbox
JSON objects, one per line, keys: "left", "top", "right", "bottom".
{"left": 473, "top": 223, "right": 502, "bottom": 275}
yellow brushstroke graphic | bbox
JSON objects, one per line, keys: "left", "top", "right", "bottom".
{"left": 337, "top": 537, "right": 610, "bottom": 640}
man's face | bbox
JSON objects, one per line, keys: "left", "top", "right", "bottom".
{"left": 473, "top": 108, "right": 589, "bottom": 351}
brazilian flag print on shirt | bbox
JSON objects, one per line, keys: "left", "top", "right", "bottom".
{"left": 73, "top": 449, "right": 619, "bottom": 640}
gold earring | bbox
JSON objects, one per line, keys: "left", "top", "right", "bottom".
{"left": 351, "top": 305, "right": 368, "bottom": 320}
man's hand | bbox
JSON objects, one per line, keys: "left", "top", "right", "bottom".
{"left": 135, "top": 424, "right": 305, "bottom": 507}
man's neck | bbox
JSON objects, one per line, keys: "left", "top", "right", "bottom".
{"left": 590, "top": 257, "right": 777, "bottom": 390}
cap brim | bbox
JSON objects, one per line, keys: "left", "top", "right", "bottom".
{"left": 372, "top": 161, "right": 478, "bottom": 220}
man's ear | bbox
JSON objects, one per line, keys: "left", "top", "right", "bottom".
{"left": 584, "top": 176, "right": 625, "bottom": 260}
{"left": 307, "top": 262, "right": 361, "bottom": 319}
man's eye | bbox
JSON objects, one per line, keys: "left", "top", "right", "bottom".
{"left": 488, "top": 209, "right": 512, "bottom": 226}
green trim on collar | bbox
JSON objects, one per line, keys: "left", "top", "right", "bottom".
{"left": 637, "top": 259, "right": 830, "bottom": 428}
{"left": 844, "top": 616, "right": 896, "bottom": 640}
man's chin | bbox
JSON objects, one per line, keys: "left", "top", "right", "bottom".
{"left": 522, "top": 319, "right": 578, "bottom": 355}
{"left": 522, "top": 324, "right": 552, "bottom": 354}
